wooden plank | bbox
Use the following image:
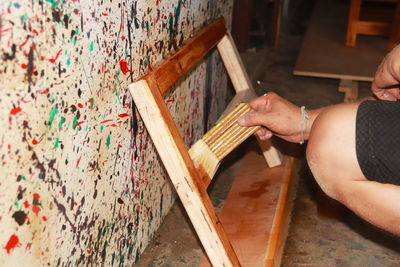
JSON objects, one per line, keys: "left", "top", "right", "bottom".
{"left": 217, "top": 33, "right": 254, "bottom": 93}
{"left": 346, "top": 0, "right": 362, "bottom": 46}
{"left": 217, "top": 33, "right": 282, "bottom": 167}
{"left": 200, "top": 142, "right": 297, "bottom": 266}
{"left": 294, "top": 0, "right": 387, "bottom": 82}
{"left": 138, "top": 17, "right": 227, "bottom": 95}
{"left": 129, "top": 78, "right": 240, "bottom": 267}
{"left": 338, "top": 79, "right": 359, "bottom": 102}
{"left": 264, "top": 155, "right": 297, "bottom": 267}
{"left": 357, "top": 21, "right": 391, "bottom": 36}
{"left": 270, "top": 0, "right": 283, "bottom": 48}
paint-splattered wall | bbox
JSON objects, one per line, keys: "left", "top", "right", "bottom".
{"left": 0, "top": 0, "right": 232, "bottom": 265}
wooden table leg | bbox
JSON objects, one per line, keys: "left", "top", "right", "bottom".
{"left": 338, "top": 79, "right": 359, "bottom": 103}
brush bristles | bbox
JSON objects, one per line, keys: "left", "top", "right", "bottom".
{"left": 189, "top": 103, "right": 259, "bottom": 180}
{"left": 189, "top": 139, "right": 220, "bottom": 179}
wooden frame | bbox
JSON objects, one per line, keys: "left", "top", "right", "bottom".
{"left": 129, "top": 17, "right": 282, "bottom": 266}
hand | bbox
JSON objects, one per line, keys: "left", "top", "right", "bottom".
{"left": 237, "top": 92, "right": 303, "bottom": 143}
{"left": 372, "top": 45, "right": 400, "bottom": 101}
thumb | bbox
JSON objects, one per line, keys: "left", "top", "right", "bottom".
{"left": 375, "top": 89, "right": 397, "bottom": 101}
{"left": 237, "top": 111, "right": 269, "bottom": 127}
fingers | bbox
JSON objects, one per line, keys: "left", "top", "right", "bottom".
{"left": 373, "top": 88, "right": 399, "bottom": 101}
{"left": 247, "top": 92, "right": 276, "bottom": 111}
{"left": 237, "top": 111, "right": 268, "bottom": 127}
{"left": 255, "top": 128, "right": 273, "bottom": 140}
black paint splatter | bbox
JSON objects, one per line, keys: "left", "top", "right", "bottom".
{"left": 12, "top": 210, "right": 27, "bottom": 226}
{"left": 3, "top": 44, "right": 16, "bottom": 61}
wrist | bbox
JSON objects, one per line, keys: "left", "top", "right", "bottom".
{"left": 300, "top": 106, "right": 309, "bottom": 144}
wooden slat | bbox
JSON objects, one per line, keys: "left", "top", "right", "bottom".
{"left": 129, "top": 78, "right": 240, "bottom": 267}
{"left": 346, "top": 0, "right": 362, "bottom": 46}
{"left": 357, "top": 21, "right": 391, "bottom": 36}
{"left": 264, "top": 156, "right": 297, "bottom": 267}
{"left": 140, "top": 17, "right": 227, "bottom": 95}
{"left": 217, "top": 33, "right": 282, "bottom": 167}
{"left": 200, "top": 143, "right": 297, "bottom": 267}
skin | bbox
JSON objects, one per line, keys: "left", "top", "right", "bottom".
{"left": 237, "top": 45, "right": 400, "bottom": 235}
{"left": 372, "top": 44, "right": 400, "bottom": 101}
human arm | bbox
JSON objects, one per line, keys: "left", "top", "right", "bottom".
{"left": 372, "top": 44, "right": 400, "bottom": 101}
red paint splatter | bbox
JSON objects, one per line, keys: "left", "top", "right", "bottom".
{"left": 32, "top": 139, "right": 38, "bottom": 145}
{"left": 32, "top": 205, "right": 40, "bottom": 216}
{"left": 33, "top": 193, "right": 40, "bottom": 200}
{"left": 119, "top": 59, "right": 131, "bottom": 75}
{"left": 48, "top": 49, "right": 62, "bottom": 63}
{"left": 101, "top": 12, "right": 108, "bottom": 16}
{"left": 101, "top": 119, "right": 113, "bottom": 124}
{"left": 75, "top": 121, "right": 84, "bottom": 127}
{"left": 76, "top": 156, "right": 81, "bottom": 168}
{"left": 5, "top": 234, "right": 21, "bottom": 254}
{"left": 42, "top": 216, "right": 47, "bottom": 221}
{"left": 10, "top": 107, "right": 22, "bottom": 115}
{"left": 23, "top": 201, "right": 29, "bottom": 208}
{"left": 118, "top": 113, "right": 129, "bottom": 118}
{"left": 78, "top": 103, "right": 83, "bottom": 108}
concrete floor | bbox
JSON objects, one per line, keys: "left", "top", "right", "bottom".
{"left": 136, "top": 1, "right": 400, "bottom": 266}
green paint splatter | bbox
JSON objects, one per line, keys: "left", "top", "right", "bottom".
{"left": 168, "top": 15, "right": 174, "bottom": 40}
{"left": 49, "top": 106, "right": 59, "bottom": 129}
{"left": 59, "top": 116, "right": 65, "bottom": 129}
{"left": 174, "top": 0, "right": 182, "bottom": 29}
{"left": 72, "top": 115, "right": 78, "bottom": 129}
{"left": 100, "top": 125, "right": 104, "bottom": 133}
{"left": 106, "top": 134, "right": 111, "bottom": 149}
{"left": 90, "top": 41, "right": 94, "bottom": 51}
{"left": 112, "top": 252, "right": 116, "bottom": 266}
{"left": 143, "top": 58, "right": 149, "bottom": 69}
{"left": 46, "top": 0, "right": 59, "bottom": 8}
{"left": 66, "top": 58, "right": 71, "bottom": 66}
{"left": 21, "top": 14, "right": 28, "bottom": 22}
{"left": 21, "top": 176, "right": 26, "bottom": 181}
{"left": 54, "top": 138, "right": 59, "bottom": 149}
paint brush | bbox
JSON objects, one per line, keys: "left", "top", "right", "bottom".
{"left": 189, "top": 103, "right": 260, "bottom": 179}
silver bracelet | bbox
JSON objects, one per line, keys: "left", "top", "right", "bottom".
{"left": 300, "top": 106, "right": 309, "bottom": 144}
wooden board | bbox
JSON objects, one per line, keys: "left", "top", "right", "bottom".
{"left": 293, "top": 0, "right": 387, "bottom": 82}
{"left": 200, "top": 142, "right": 297, "bottom": 267}
{"left": 143, "top": 17, "right": 227, "bottom": 95}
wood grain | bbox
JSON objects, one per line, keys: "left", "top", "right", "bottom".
{"left": 200, "top": 143, "right": 297, "bottom": 267}
{"left": 129, "top": 79, "right": 240, "bottom": 267}
{"left": 217, "top": 33, "right": 282, "bottom": 167}
{"left": 141, "top": 18, "right": 227, "bottom": 95}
